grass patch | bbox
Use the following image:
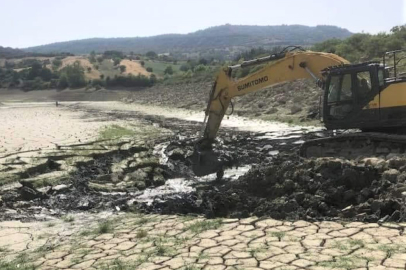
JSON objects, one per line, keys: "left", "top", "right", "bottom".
{"left": 35, "top": 242, "right": 59, "bottom": 254}
{"left": 0, "top": 247, "right": 9, "bottom": 253}
{"left": 174, "top": 236, "right": 191, "bottom": 246}
{"left": 97, "top": 221, "right": 114, "bottom": 234}
{"left": 38, "top": 233, "right": 52, "bottom": 240}
{"left": 80, "top": 220, "right": 114, "bottom": 236}
{"left": 98, "top": 59, "right": 120, "bottom": 78}
{"left": 197, "top": 252, "right": 209, "bottom": 261}
{"left": 0, "top": 252, "right": 35, "bottom": 270}
{"left": 268, "top": 231, "right": 286, "bottom": 240}
{"left": 182, "top": 264, "right": 201, "bottom": 270}
{"left": 248, "top": 246, "right": 267, "bottom": 257}
{"left": 99, "top": 125, "right": 134, "bottom": 140}
{"left": 181, "top": 215, "right": 196, "bottom": 222}
{"left": 136, "top": 230, "right": 148, "bottom": 239}
{"left": 100, "top": 258, "right": 140, "bottom": 270}
{"left": 153, "top": 244, "right": 176, "bottom": 257}
{"left": 348, "top": 239, "right": 364, "bottom": 247}
{"left": 319, "top": 256, "right": 356, "bottom": 269}
{"left": 331, "top": 241, "right": 347, "bottom": 250}
{"left": 185, "top": 219, "right": 223, "bottom": 234}
{"left": 143, "top": 60, "right": 184, "bottom": 77}
{"left": 0, "top": 174, "right": 19, "bottom": 187}
{"left": 332, "top": 239, "right": 365, "bottom": 250}
{"left": 378, "top": 244, "right": 404, "bottom": 258}
{"left": 61, "top": 215, "right": 75, "bottom": 223}
{"left": 133, "top": 216, "right": 156, "bottom": 226}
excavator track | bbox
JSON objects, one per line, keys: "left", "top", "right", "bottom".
{"left": 300, "top": 132, "right": 406, "bottom": 159}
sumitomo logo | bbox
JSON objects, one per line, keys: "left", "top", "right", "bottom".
{"left": 237, "top": 76, "right": 268, "bottom": 91}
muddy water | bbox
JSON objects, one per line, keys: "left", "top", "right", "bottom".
{"left": 76, "top": 102, "right": 324, "bottom": 208}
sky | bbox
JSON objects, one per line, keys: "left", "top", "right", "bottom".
{"left": 0, "top": 0, "right": 405, "bottom": 48}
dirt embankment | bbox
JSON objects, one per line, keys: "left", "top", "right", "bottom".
{"left": 127, "top": 79, "right": 321, "bottom": 125}
{"left": 120, "top": 59, "right": 151, "bottom": 77}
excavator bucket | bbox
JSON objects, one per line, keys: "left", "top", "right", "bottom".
{"left": 190, "top": 147, "right": 223, "bottom": 177}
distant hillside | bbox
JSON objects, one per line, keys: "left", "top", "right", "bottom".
{"left": 0, "top": 46, "right": 73, "bottom": 59}
{"left": 23, "top": 24, "right": 352, "bottom": 59}
{"left": 0, "top": 46, "right": 31, "bottom": 59}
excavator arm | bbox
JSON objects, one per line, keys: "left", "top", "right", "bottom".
{"left": 192, "top": 48, "right": 349, "bottom": 176}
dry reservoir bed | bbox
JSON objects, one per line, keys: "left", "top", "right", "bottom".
{"left": 1, "top": 101, "right": 406, "bottom": 269}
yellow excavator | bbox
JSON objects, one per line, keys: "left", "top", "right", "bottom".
{"left": 192, "top": 46, "right": 406, "bottom": 177}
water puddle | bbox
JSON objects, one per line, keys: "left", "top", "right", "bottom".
{"left": 133, "top": 164, "right": 252, "bottom": 205}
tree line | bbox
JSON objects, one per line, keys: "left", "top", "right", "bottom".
{"left": 313, "top": 25, "right": 406, "bottom": 62}
{"left": 0, "top": 59, "right": 156, "bottom": 90}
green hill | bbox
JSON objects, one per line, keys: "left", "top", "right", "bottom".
{"left": 23, "top": 24, "right": 352, "bottom": 59}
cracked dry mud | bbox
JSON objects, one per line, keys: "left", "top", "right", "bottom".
{"left": 2, "top": 213, "right": 406, "bottom": 270}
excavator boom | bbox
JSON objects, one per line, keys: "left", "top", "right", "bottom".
{"left": 192, "top": 48, "right": 349, "bottom": 176}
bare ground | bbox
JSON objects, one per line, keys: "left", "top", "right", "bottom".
{"left": 126, "top": 79, "right": 322, "bottom": 125}
{"left": 1, "top": 88, "right": 406, "bottom": 269}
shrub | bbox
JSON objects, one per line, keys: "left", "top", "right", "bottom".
{"left": 180, "top": 64, "right": 190, "bottom": 72}
{"left": 103, "top": 50, "right": 124, "bottom": 59}
{"left": 183, "top": 70, "right": 193, "bottom": 78}
{"left": 52, "top": 59, "right": 62, "bottom": 70}
{"left": 58, "top": 74, "right": 69, "bottom": 89}
{"left": 146, "top": 67, "right": 153, "bottom": 72}
{"left": 113, "top": 58, "right": 121, "bottom": 66}
{"left": 89, "top": 51, "right": 96, "bottom": 63}
{"left": 106, "top": 73, "right": 155, "bottom": 87}
{"left": 149, "top": 74, "right": 157, "bottom": 84}
{"left": 91, "top": 79, "right": 105, "bottom": 87}
{"left": 146, "top": 51, "right": 157, "bottom": 58}
{"left": 59, "top": 61, "right": 86, "bottom": 88}
{"left": 164, "top": 66, "right": 174, "bottom": 75}
{"left": 119, "top": 65, "right": 126, "bottom": 73}
{"left": 199, "top": 58, "right": 208, "bottom": 65}
{"left": 194, "top": 64, "right": 206, "bottom": 73}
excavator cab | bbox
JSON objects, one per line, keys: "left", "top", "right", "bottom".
{"left": 323, "top": 49, "right": 406, "bottom": 131}
{"left": 322, "top": 62, "right": 385, "bottom": 130}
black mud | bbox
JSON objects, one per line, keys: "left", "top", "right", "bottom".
{"left": 138, "top": 152, "right": 406, "bottom": 223}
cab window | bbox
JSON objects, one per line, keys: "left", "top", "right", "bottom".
{"left": 341, "top": 74, "right": 352, "bottom": 100}
{"left": 328, "top": 75, "right": 340, "bottom": 103}
{"left": 356, "top": 71, "right": 372, "bottom": 97}
{"left": 378, "top": 69, "right": 384, "bottom": 87}
{"left": 327, "top": 74, "right": 353, "bottom": 103}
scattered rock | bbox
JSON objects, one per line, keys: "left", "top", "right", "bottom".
{"left": 168, "top": 148, "right": 185, "bottom": 161}
{"left": 290, "top": 104, "right": 302, "bottom": 114}
{"left": 388, "top": 157, "right": 406, "bottom": 170}
{"left": 19, "top": 186, "right": 46, "bottom": 201}
{"left": 51, "top": 184, "right": 70, "bottom": 193}
{"left": 382, "top": 169, "right": 400, "bottom": 183}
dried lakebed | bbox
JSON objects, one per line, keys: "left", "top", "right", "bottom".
{"left": 1, "top": 101, "right": 406, "bottom": 224}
